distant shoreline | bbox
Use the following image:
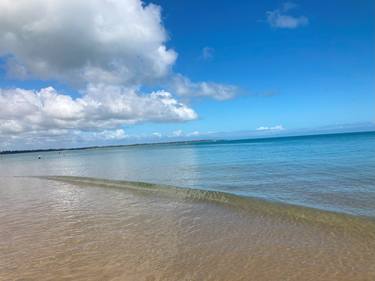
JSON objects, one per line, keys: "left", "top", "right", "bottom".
{"left": 0, "top": 139, "right": 214, "bottom": 155}
{"left": 1, "top": 130, "right": 374, "bottom": 155}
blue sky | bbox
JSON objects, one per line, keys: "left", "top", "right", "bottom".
{"left": 137, "top": 0, "right": 374, "bottom": 133}
{"left": 0, "top": 0, "right": 374, "bottom": 149}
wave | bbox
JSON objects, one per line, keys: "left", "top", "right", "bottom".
{"left": 37, "top": 175, "right": 375, "bottom": 237}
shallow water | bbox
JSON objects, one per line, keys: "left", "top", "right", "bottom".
{"left": 1, "top": 131, "right": 375, "bottom": 217}
{"left": 1, "top": 132, "right": 375, "bottom": 280}
{"left": 1, "top": 177, "right": 375, "bottom": 281}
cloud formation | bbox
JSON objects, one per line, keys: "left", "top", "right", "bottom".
{"left": 0, "top": 0, "right": 176, "bottom": 86}
{"left": 0, "top": 0, "right": 239, "bottom": 149}
{"left": 171, "top": 74, "right": 238, "bottom": 101}
{"left": 266, "top": 2, "right": 308, "bottom": 29}
{"left": 256, "top": 125, "right": 285, "bottom": 131}
{"left": 0, "top": 85, "right": 196, "bottom": 136}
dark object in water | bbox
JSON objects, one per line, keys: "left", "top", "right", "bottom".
{"left": 37, "top": 155, "right": 41, "bottom": 159}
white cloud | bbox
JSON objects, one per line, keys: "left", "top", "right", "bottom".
{"left": 0, "top": 128, "right": 128, "bottom": 151}
{"left": 98, "top": 129, "right": 127, "bottom": 140}
{"left": 167, "top": 130, "right": 201, "bottom": 138}
{"left": 256, "top": 125, "right": 285, "bottom": 131}
{"left": 172, "top": 129, "right": 183, "bottom": 137}
{"left": 266, "top": 2, "right": 308, "bottom": 29}
{"left": 0, "top": 0, "right": 239, "bottom": 149}
{"left": 170, "top": 74, "right": 238, "bottom": 101}
{"left": 0, "top": 86, "right": 196, "bottom": 137}
{"left": 187, "top": 131, "right": 200, "bottom": 137}
{"left": 152, "top": 132, "right": 162, "bottom": 138}
{"left": 73, "top": 129, "right": 128, "bottom": 142}
{"left": 0, "top": 0, "right": 176, "bottom": 86}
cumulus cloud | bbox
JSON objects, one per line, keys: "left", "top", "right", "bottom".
{"left": 0, "top": 128, "right": 131, "bottom": 151}
{"left": 97, "top": 129, "right": 127, "bottom": 140}
{"left": 0, "top": 0, "right": 176, "bottom": 86}
{"left": 170, "top": 74, "right": 238, "bottom": 101}
{"left": 266, "top": 2, "right": 308, "bottom": 29}
{"left": 0, "top": 0, "right": 239, "bottom": 149}
{"left": 0, "top": 86, "right": 196, "bottom": 136}
{"left": 256, "top": 125, "right": 285, "bottom": 131}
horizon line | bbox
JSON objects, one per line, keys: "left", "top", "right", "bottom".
{"left": 1, "top": 129, "right": 374, "bottom": 155}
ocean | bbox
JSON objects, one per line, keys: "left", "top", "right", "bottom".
{"left": 2, "top": 131, "right": 375, "bottom": 217}
{"left": 1, "top": 131, "right": 375, "bottom": 280}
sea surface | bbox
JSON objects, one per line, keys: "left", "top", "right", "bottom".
{"left": 1, "top": 131, "right": 375, "bottom": 218}
{"left": 1, "top": 131, "right": 375, "bottom": 280}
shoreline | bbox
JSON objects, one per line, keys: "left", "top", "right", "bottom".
{"left": 1, "top": 130, "right": 374, "bottom": 156}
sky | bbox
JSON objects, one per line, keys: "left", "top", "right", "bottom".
{"left": 0, "top": 0, "right": 374, "bottom": 150}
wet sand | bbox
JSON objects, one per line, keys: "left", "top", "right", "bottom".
{"left": 1, "top": 176, "right": 375, "bottom": 281}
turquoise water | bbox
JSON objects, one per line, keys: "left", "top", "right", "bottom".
{"left": 1, "top": 131, "right": 374, "bottom": 218}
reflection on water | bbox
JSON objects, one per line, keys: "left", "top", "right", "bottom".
{"left": 1, "top": 132, "right": 375, "bottom": 217}
{"left": 1, "top": 132, "right": 375, "bottom": 280}
{"left": 1, "top": 177, "right": 374, "bottom": 281}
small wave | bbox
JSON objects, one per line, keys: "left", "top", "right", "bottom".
{"left": 37, "top": 176, "right": 375, "bottom": 237}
